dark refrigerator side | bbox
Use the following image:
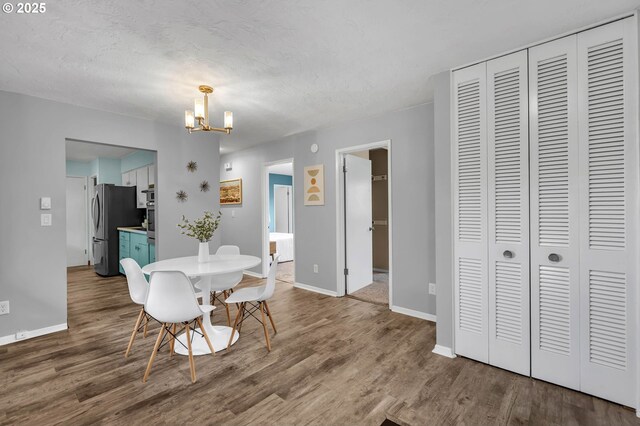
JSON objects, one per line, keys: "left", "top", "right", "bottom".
{"left": 93, "top": 184, "right": 143, "bottom": 277}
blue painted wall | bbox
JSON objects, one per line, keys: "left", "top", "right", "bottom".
{"left": 97, "top": 157, "right": 121, "bottom": 184}
{"left": 66, "top": 160, "right": 91, "bottom": 177}
{"left": 268, "top": 173, "right": 292, "bottom": 232}
{"left": 66, "top": 150, "right": 155, "bottom": 184}
{"left": 121, "top": 150, "right": 155, "bottom": 173}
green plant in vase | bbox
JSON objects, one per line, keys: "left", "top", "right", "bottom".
{"left": 177, "top": 211, "right": 222, "bottom": 262}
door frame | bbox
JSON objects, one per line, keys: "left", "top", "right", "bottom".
{"left": 273, "top": 184, "right": 293, "bottom": 233}
{"left": 261, "top": 158, "right": 295, "bottom": 278}
{"left": 66, "top": 175, "right": 90, "bottom": 266}
{"left": 335, "top": 139, "right": 392, "bottom": 308}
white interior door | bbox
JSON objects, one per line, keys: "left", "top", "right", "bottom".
{"left": 576, "top": 18, "right": 637, "bottom": 407}
{"left": 486, "top": 50, "right": 530, "bottom": 375}
{"left": 345, "top": 154, "right": 373, "bottom": 294}
{"left": 274, "top": 184, "right": 293, "bottom": 233}
{"left": 453, "top": 62, "right": 489, "bottom": 363}
{"left": 529, "top": 34, "right": 581, "bottom": 390}
{"left": 66, "top": 176, "right": 88, "bottom": 267}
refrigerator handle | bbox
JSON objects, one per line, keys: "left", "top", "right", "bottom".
{"left": 92, "top": 194, "right": 100, "bottom": 232}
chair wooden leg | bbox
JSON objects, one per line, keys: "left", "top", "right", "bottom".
{"left": 169, "top": 323, "right": 177, "bottom": 357}
{"left": 238, "top": 303, "right": 246, "bottom": 333}
{"left": 227, "top": 302, "right": 244, "bottom": 350}
{"left": 263, "top": 301, "right": 277, "bottom": 334}
{"left": 125, "top": 308, "right": 145, "bottom": 358}
{"left": 196, "top": 317, "right": 216, "bottom": 355}
{"left": 223, "top": 291, "right": 231, "bottom": 326}
{"left": 143, "top": 314, "right": 149, "bottom": 338}
{"left": 259, "top": 302, "right": 272, "bottom": 352}
{"left": 185, "top": 322, "right": 196, "bottom": 383}
{"left": 143, "top": 324, "right": 167, "bottom": 383}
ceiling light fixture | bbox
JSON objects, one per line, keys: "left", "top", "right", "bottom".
{"left": 184, "top": 85, "right": 233, "bottom": 134}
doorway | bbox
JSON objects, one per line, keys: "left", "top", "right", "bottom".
{"left": 336, "top": 140, "right": 392, "bottom": 307}
{"left": 65, "top": 139, "right": 156, "bottom": 278}
{"left": 263, "top": 159, "right": 295, "bottom": 283}
{"left": 66, "top": 176, "right": 89, "bottom": 267}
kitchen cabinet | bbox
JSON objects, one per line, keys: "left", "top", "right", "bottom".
{"left": 121, "top": 164, "right": 155, "bottom": 208}
{"left": 121, "top": 170, "right": 136, "bottom": 187}
{"left": 148, "top": 164, "right": 155, "bottom": 187}
{"left": 135, "top": 168, "right": 148, "bottom": 208}
{"left": 118, "top": 229, "right": 155, "bottom": 273}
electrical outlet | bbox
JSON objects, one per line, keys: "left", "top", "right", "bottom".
{"left": 0, "top": 301, "right": 9, "bottom": 315}
{"left": 15, "top": 330, "right": 28, "bottom": 340}
{"left": 429, "top": 283, "right": 436, "bottom": 295}
{"left": 41, "top": 213, "right": 52, "bottom": 226}
{"left": 313, "top": 264, "right": 319, "bottom": 273}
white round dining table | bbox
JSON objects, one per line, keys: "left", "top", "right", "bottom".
{"left": 141, "top": 254, "right": 261, "bottom": 356}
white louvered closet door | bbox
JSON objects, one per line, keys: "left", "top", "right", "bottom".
{"left": 453, "top": 63, "right": 489, "bottom": 363}
{"left": 486, "top": 51, "right": 530, "bottom": 375}
{"left": 577, "top": 18, "right": 637, "bottom": 407}
{"left": 529, "top": 35, "right": 581, "bottom": 390}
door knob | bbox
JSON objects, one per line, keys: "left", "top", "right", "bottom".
{"left": 369, "top": 227, "right": 374, "bottom": 231}
{"left": 548, "top": 253, "right": 560, "bottom": 262}
{"left": 503, "top": 250, "right": 514, "bottom": 259}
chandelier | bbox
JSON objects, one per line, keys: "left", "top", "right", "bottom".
{"left": 184, "top": 85, "right": 233, "bottom": 134}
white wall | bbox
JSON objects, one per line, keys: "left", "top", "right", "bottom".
{"left": 0, "top": 90, "right": 221, "bottom": 340}
{"left": 221, "top": 102, "right": 436, "bottom": 316}
{"left": 433, "top": 71, "right": 454, "bottom": 350}
{"left": 219, "top": 139, "right": 294, "bottom": 274}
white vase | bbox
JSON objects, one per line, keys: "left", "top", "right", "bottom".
{"left": 198, "top": 241, "right": 210, "bottom": 263}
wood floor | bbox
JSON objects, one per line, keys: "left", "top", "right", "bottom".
{"left": 0, "top": 266, "right": 638, "bottom": 425}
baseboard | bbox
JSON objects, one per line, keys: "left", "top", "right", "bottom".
{"left": 432, "top": 344, "right": 456, "bottom": 358}
{"left": 391, "top": 305, "right": 437, "bottom": 323}
{"left": 0, "top": 323, "right": 68, "bottom": 346}
{"left": 243, "top": 270, "right": 264, "bottom": 279}
{"left": 294, "top": 282, "right": 338, "bottom": 297}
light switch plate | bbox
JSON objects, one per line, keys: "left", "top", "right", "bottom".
{"left": 41, "top": 213, "right": 52, "bottom": 226}
{"left": 224, "top": 162, "right": 232, "bottom": 171}
{"left": 429, "top": 283, "right": 436, "bottom": 295}
{"left": 40, "top": 197, "right": 51, "bottom": 210}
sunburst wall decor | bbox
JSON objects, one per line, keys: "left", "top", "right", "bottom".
{"left": 186, "top": 161, "right": 198, "bottom": 172}
{"left": 176, "top": 190, "right": 188, "bottom": 202}
{"left": 200, "top": 180, "right": 210, "bottom": 192}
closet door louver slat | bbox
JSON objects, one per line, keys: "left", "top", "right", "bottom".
{"left": 577, "top": 19, "right": 637, "bottom": 408}
{"left": 487, "top": 51, "right": 530, "bottom": 375}
{"left": 529, "top": 35, "right": 581, "bottom": 391}
{"left": 453, "top": 63, "right": 489, "bottom": 363}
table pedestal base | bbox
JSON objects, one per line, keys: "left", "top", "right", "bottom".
{"left": 174, "top": 326, "right": 239, "bottom": 355}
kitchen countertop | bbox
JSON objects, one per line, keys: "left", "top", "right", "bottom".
{"left": 117, "top": 227, "right": 147, "bottom": 235}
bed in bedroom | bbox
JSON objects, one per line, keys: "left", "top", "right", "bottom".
{"left": 269, "top": 232, "right": 294, "bottom": 262}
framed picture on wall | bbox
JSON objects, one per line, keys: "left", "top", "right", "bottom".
{"left": 220, "top": 178, "right": 242, "bottom": 205}
{"left": 304, "top": 164, "right": 324, "bottom": 205}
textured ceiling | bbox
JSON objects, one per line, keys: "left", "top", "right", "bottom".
{"left": 1, "top": 1, "right": 638, "bottom": 152}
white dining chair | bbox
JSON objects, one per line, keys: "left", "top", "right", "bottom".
{"left": 225, "top": 255, "right": 279, "bottom": 352}
{"left": 120, "top": 258, "right": 151, "bottom": 358}
{"left": 143, "top": 270, "right": 216, "bottom": 383}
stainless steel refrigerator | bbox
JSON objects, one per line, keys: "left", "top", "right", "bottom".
{"left": 92, "top": 184, "right": 143, "bottom": 276}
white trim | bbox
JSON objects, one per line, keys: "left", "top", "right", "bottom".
{"left": 262, "top": 158, "right": 295, "bottom": 279}
{"left": 243, "top": 270, "right": 264, "bottom": 279}
{"left": 452, "top": 11, "right": 635, "bottom": 71}
{"left": 294, "top": 282, "right": 338, "bottom": 297}
{"left": 391, "top": 305, "right": 436, "bottom": 323}
{"left": 432, "top": 344, "right": 457, "bottom": 359}
{"left": 335, "top": 140, "right": 393, "bottom": 309}
{"left": 0, "top": 323, "right": 68, "bottom": 346}
{"left": 272, "top": 184, "right": 293, "bottom": 234}
{"left": 65, "top": 175, "right": 90, "bottom": 267}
